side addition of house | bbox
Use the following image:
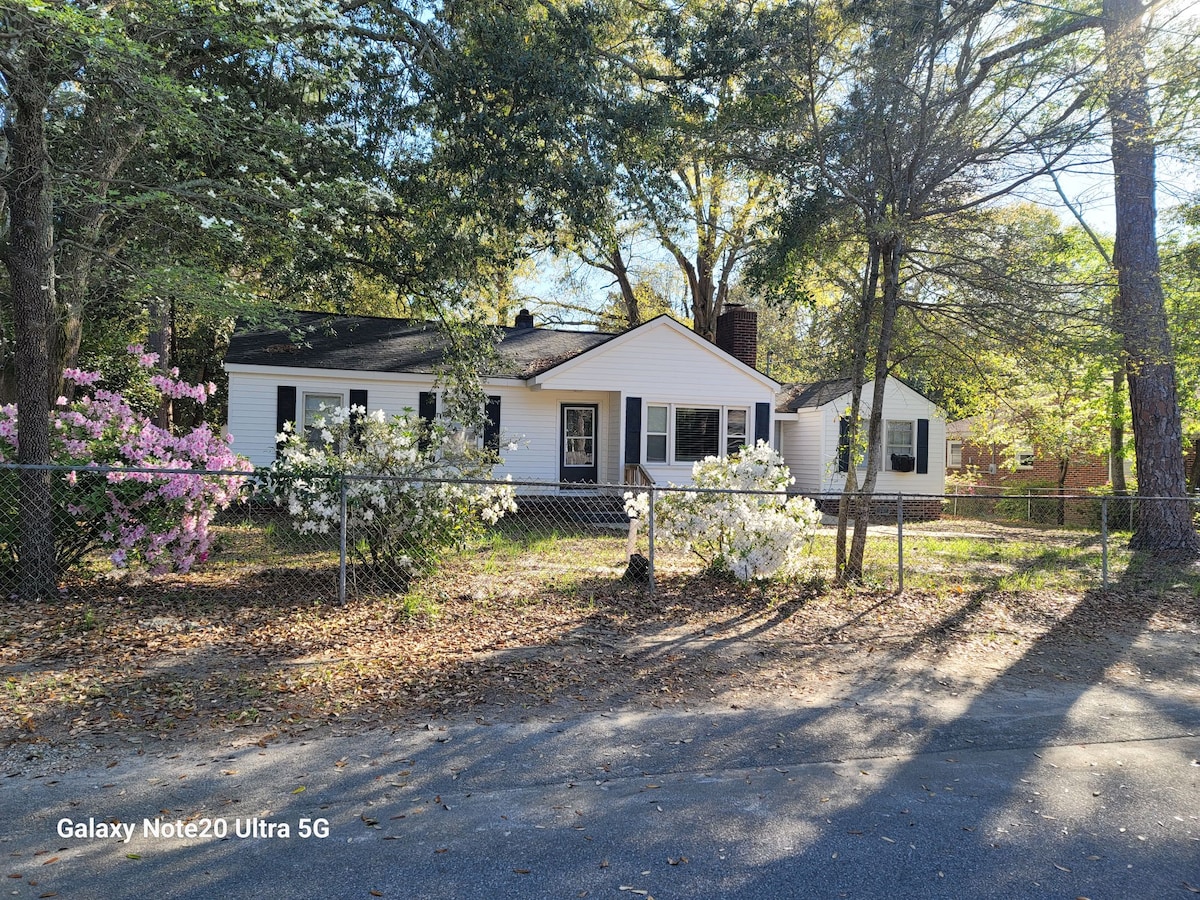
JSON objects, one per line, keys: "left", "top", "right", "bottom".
{"left": 775, "top": 377, "right": 946, "bottom": 512}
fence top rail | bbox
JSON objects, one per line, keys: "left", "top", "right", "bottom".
{"left": 0, "top": 463, "right": 1196, "bottom": 503}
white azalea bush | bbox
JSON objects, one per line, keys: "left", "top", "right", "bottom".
{"left": 267, "top": 404, "right": 517, "bottom": 585}
{"left": 625, "top": 442, "right": 822, "bottom": 582}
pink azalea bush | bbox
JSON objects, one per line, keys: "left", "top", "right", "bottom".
{"left": 0, "top": 346, "right": 252, "bottom": 577}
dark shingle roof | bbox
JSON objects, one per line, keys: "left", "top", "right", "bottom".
{"left": 225, "top": 312, "right": 616, "bottom": 379}
{"left": 775, "top": 378, "right": 855, "bottom": 413}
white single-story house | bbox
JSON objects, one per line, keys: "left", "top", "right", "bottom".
{"left": 224, "top": 307, "right": 780, "bottom": 487}
{"left": 225, "top": 309, "right": 947, "bottom": 509}
{"left": 775, "top": 377, "right": 946, "bottom": 500}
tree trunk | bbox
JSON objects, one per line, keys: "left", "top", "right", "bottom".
{"left": 605, "top": 246, "right": 641, "bottom": 329}
{"left": 835, "top": 240, "right": 881, "bottom": 580}
{"left": 146, "top": 296, "right": 174, "bottom": 430}
{"left": 691, "top": 260, "right": 718, "bottom": 342}
{"left": 55, "top": 118, "right": 144, "bottom": 401}
{"left": 1104, "top": 0, "right": 1199, "bottom": 556}
{"left": 1109, "top": 368, "right": 1127, "bottom": 493}
{"left": 846, "top": 237, "right": 902, "bottom": 582}
{"left": 2, "top": 79, "right": 59, "bottom": 598}
{"left": 1057, "top": 457, "right": 1069, "bottom": 526}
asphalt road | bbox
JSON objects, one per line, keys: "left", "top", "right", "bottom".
{"left": 3, "top": 638, "right": 1199, "bottom": 900}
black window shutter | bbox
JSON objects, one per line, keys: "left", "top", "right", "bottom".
{"left": 349, "top": 389, "right": 368, "bottom": 445}
{"left": 418, "top": 391, "right": 437, "bottom": 421}
{"left": 838, "top": 416, "right": 851, "bottom": 473}
{"left": 916, "top": 418, "right": 930, "bottom": 474}
{"left": 754, "top": 402, "right": 770, "bottom": 445}
{"left": 625, "top": 396, "right": 642, "bottom": 465}
{"left": 418, "top": 391, "right": 436, "bottom": 451}
{"left": 276, "top": 386, "right": 297, "bottom": 456}
{"left": 484, "top": 395, "right": 501, "bottom": 452}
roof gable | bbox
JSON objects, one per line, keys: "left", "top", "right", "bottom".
{"left": 529, "top": 314, "right": 779, "bottom": 390}
{"left": 777, "top": 376, "right": 940, "bottom": 413}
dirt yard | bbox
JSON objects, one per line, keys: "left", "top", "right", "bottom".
{"left": 4, "top": 521, "right": 1199, "bottom": 770}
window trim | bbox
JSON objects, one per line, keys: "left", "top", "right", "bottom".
{"left": 1014, "top": 446, "right": 1036, "bottom": 470}
{"left": 884, "top": 418, "right": 916, "bottom": 472}
{"left": 947, "top": 440, "right": 963, "bottom": 468}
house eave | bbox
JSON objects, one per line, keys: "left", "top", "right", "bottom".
{"left": 223, "top": 362, "right": 524, "bottom": 387}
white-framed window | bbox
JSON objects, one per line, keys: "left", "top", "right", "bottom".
{"left": 644, "top": 404, "right": 751, "bottom": 464}
{"left": 1014, "top": 446, "right": 1035, "bottom": 469}
{"left": 885, "top": 419, "right": 915, "bottom": 471}
{"left": 726, "top": 408, "right": 748, "bottom": 456}
{"left": 947, "top": 440, "right": 963, "bottom": 468}
{"left": 302, "top": 391, "right": 343, "bottom": 446}
{"left": 646, "top": 404, "right": 668, "bottom": 463}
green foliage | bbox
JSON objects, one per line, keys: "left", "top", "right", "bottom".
{"left": 994, "top": 482, "right": 1063, "bottom": 525}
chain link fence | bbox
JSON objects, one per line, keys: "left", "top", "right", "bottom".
{"left": 0, "top": 464, "right": 1196, "bottom": 601}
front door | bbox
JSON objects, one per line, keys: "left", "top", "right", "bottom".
{"left": 560, "top": 404, "right": 599, "bottom": 483}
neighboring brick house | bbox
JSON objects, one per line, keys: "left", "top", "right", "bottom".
{"left": 945, "top": 417, "right": 1114, "bottom": 494}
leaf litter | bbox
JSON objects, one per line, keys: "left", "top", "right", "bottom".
{"left": 1, "top": 537, "right": 1196, "bottom": 750}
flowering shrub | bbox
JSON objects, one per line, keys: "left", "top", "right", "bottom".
{"left": 625, "top": 442, "right": 822, "bottom": 581}
{"left": 268, "top": 405, "right": 517, "bottom": 584}
{"left": 0, "top": 347, "right": 251, "bottom": 577}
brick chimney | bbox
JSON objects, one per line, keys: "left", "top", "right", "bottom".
{"left": 514, "top": 308, "right": 534, "bottom": 329}
{"left": 715, "top": 305, "right": 758, "bottom": 369}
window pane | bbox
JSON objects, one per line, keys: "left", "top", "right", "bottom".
{"left": 726, "top": 409, "right": 748, "bottom": 455}
{"left": 303, "top": 394, "right": 342, "bottom": 445}
{"left": 948, "top": 441, "right": 962, "bottom": 467}
{"left": 647, "top": 434, "right": 667, "bottom": 463}
{"left": 675, "top": 407, "right": 720, "bottom": 461}
{"left": 565, "top": 437, "right": 594, "bottom": 466}
{"left": 565, "top": 407, "right": 594, "bottom": 438}
{"left": 886, "top": 420, "right": 913, "bottom": 452}
{"left": 886, "top": 420, "right": 914, "bottom": 471}
{"left": 647, "top": 405, "right": 668, "bottom": 433}
{"left": 727, "top": 409, "right": 747, "bottom": 435}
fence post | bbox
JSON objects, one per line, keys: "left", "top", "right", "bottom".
{"left": 896, "top": 492, "right": 904, "bottom": 593}
{"left": 338, "top": 474, "right": 348, "bottom": 605}
{"left": 647, "top": 486, "right": 656, "bottom": 595}
{"left": 1100, "top": 495, "right": 1108, "bottom": 592}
